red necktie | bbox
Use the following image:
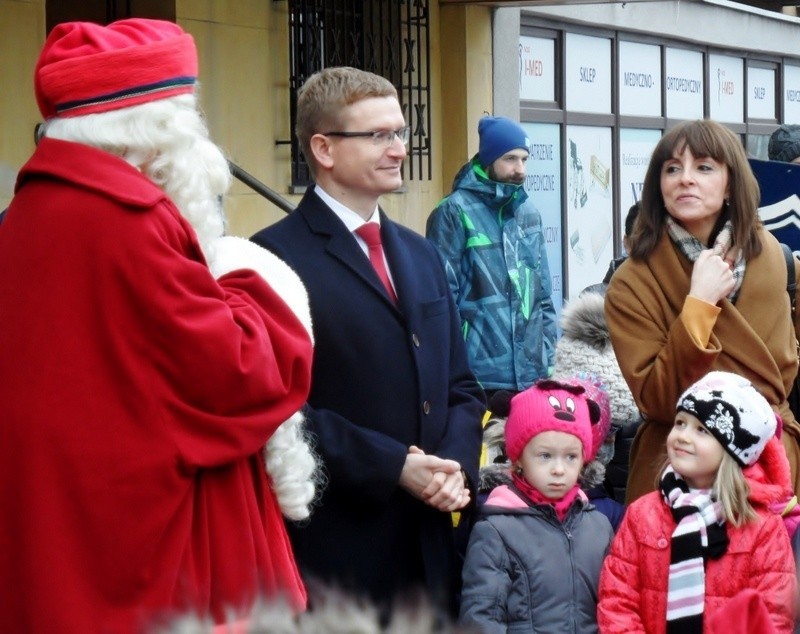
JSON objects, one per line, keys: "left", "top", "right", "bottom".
{"left": 355, "top": 223, "right": 398, "bottom": 303}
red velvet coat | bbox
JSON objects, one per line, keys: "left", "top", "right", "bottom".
{"left": 598, "top": 439, "right": 797, "bottom": 633}
{"left": 0, "top": 139, "right": 313, "bottom": 632}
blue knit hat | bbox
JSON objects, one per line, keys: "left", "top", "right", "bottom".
{"left": 478, "top": 116, "right": 530, "bottom": 167}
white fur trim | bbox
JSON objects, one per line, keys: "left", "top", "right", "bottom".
{"left": 207, "top": 236, "right": 313, "bottom": 344}
{"left": 265, "top": 411, "right": 318, "bottom": 520}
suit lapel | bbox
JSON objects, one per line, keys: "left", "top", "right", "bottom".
{"left": 300, "top": 191, "right": 400, "bottom": 311}
{"left": 381, "top": 212, "right": 417, "bottom": 318}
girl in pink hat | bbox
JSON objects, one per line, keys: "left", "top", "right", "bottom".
{"left": 460, "top": 379, "right": 614, "bottom": 633}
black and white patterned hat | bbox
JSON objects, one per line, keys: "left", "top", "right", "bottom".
{"left": 676, "top": 371, "right": 777, "bottom": 467}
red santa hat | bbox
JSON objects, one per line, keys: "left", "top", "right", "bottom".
{"left": 35, "top": 18, "right": 197, "bottom": 120}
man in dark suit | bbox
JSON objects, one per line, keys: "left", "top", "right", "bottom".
{"left": 251, "top": 67, "right": 485, "bottom": 616}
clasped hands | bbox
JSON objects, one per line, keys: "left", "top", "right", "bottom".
{"left": 398, "top": 445, "right": 470, "bottom": 512}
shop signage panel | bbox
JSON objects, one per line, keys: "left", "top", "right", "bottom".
{"left": 519, "top": 36, "right": 555, "bottom": 102}
{"left": 747, "top": 66, "right": 776, "bottom": 120}
{"left": 619, "top": 41, "right": 661, "bottom": 117}
{"left": 565, "top": 33, "right": 611, "bottom": 114}
{"left": 666, "top": 48, "right": 704, "bottom": 119}
{"left": 709, "top": 53, "right": 743, "bottom": 123}
{"left": 784, "top": 65, "right": 800, "bottom": 124}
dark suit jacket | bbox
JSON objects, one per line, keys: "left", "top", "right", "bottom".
{"left": 251, "top": 187, "right": 485, "bottom": 610}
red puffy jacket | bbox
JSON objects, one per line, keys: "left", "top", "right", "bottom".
{"left": 598, "top": 438, "right": 798, "bottom": 633}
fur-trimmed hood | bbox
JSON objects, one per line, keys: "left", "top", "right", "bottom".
{"left": 745, "top": 435, "right": 794, "bottom": 508}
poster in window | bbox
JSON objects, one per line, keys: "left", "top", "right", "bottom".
{"left": 523, "top": 122, "right": 563, "bottom": 317}
{"left": 619, "top": 128, "right": 660, "bottom": 240}
{"left": 564, "top": 125, "right": 613, "bottom": 299}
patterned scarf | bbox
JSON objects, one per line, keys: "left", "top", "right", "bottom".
{"left": 660, "top": 467, "right": 729, "bottom": 634}
{"left": 511, "top": 473, "right": 581, "bottom": 521}
{"left": 666, "top": 216, "right": 746, "bottom": 302}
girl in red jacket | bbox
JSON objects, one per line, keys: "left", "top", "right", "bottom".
{"left": 598, "top": 371, "right": 797, "bottom": 633}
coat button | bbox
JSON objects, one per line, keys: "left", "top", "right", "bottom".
{"left": 412, "top": 333, "right": 420, "bottom": 347}
{"left": 657, "top": 538, "right": 668, "bottom": 549}
{"left": 422, "top": 401, "right": 431, "bottom": 415}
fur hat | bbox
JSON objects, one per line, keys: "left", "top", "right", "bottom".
{"left": 478, "top": 116, "right": 529, "bottom": 168}
{"left": 35, "top": 18, "right": 197, "bottom": 120}
{"left": 768, "top": 124, "right": 800, "bottom": 164}
{"left": 505, "top": 379, "right": 600, "bottom": 463}
{"left": 553, "top": 291, "right": 639, "bottom": 428}
{"left": 676, "top": 371, "right": 778, "bottom": 467}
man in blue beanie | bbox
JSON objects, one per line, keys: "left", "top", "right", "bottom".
{"left": 426, "top": 116, "right": 557, "bottom": 401}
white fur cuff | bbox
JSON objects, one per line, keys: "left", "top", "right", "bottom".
{"left": 208, "top": 236, "right": 313, "bottom": 344}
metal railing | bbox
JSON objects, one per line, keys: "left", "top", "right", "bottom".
{"left": 228, "top": 161, "right": 295, "bottom": 215}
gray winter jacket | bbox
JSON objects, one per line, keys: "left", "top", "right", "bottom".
{"left": 460, "top": 484, "right": 613, "bottom": 633}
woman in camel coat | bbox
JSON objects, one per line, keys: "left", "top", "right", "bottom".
{"left": 605, "top": 119, "right": 800, "bottom": 502}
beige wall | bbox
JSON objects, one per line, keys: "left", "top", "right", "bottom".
{"left": 439, "top": 5, "right": 493, "bottom": 190}
{"left": 177, "top": 0, "right": 493, "bottom": 237}
{"left": 0, "top": 0, "right": 44, "bottom": 210}
{"left": 177, "top": 1, "right": 291, "bottom": 238}
{"left": 0, "top": 1, "right": 492, "bottom": 237}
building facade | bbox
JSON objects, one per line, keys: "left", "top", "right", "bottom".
{"left": 2, "top": 0, "right": 800, "bottom": 312}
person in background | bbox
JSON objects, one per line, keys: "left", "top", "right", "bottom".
{"left": 601, "top": 200, "right": 640, "bottom": 284}
{"left": 554, "top": 290, "right": 640, "bottom": 507}
{"left": 0, "top": 19, "right": 316, "bottom": 631}
{"left": 460, "top": 379, "right": 614, "bottom": 632}
{"left": 426, "top": 116, "right": 557, "bottom": 401}
{"left": 568, "top": 201, "right": 642, "bottom": 505}
{"left": 768, "top": 124, "right": 800, "bottom": 165}
{"left": 605, "top": 119, "right": 800, "bottom": 503}
{"left": 251, "top": 67, "right": 485, "bottom": 619}
{"left": 598, "top": 371, "right": 797, "bottom": 633}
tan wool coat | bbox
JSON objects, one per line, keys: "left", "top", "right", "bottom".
{"left": 605, "top": 227, "right": 800, "bottom": 502}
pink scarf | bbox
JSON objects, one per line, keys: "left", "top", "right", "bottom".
{"left": 512, "top": 473, "right": 580, "bottom": 521}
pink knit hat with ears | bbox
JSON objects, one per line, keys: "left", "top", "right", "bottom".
{"left": 505, "top": 379, "right": 601, "bottom": 463}
{"left": 35, "top": 18, "right": 197, "bottom": 120}
{"left": 561, "top": 374, "right": 611, "bottom": 462}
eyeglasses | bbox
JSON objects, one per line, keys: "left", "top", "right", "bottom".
{"left": 323, "top": 126, "right": 410, "bottom": 147}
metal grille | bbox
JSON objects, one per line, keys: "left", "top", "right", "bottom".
{"left": 287, "top": 0, "right": 431, "bottom": 185}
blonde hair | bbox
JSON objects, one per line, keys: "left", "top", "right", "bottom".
{"left": 713, "top": 452, "right": 757, "bottom": 527}
{"left": 659, "top": 452, "right": 757, "bottom": 527}
{"left": 295, "top": 66, "right": 397, "bottom": 177}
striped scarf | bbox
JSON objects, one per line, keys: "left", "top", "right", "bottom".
{"left": 666, "top": 216, "right": 746, "bottom": 302}
{"left": 660, "top": 467, "right": 729, "bottom": 634}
